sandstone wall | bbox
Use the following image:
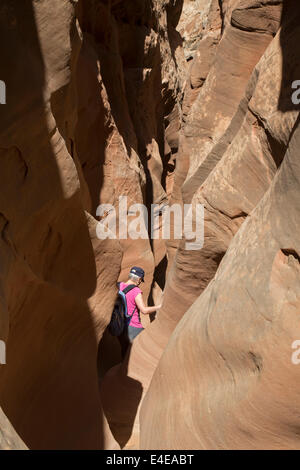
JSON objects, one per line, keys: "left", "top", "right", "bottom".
{"left": 1, "top": 0, "right": 300, "bottom": 451}
{"left": 0, "top": 0, "right": 186, "bottom": 449}
{"left": 140, "top": 0, "right": 300, "bottom": 450}
{"left": 100, "top": 0, "right": 287, "bottom": 449}
{"left": 0, "top": 0, "right": 121, "bottom": 449}
{"left": 0, "top": 407, "right": 27, "bottom": 450}
{"left": 141, "top": 113, "right": 300, "bottom": 449}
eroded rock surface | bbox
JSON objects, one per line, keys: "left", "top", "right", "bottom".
{"left": 0, "top": 0, "right": 121, "bottom": 450}
{"left": 141, "top": 113, "right": 300, "bottom": 449}
{"left": 1, "top": 0, "right": 300, "bottom": 452}
{"left": 101, "top": 0, "right": 291, "bottom": 450}
{"left": 0, "top": 0, "right": 184, "bottom": 449}
{"left": 140, "top": 1, "right": 300, "bottom": 450}
{"left": 0, "top": 407, "right": 27, "bottom": 450}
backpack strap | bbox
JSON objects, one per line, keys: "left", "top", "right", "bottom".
{"left": 121, "top": 284, "right": 137, "bottom": 295}
{"left": 129, "top": 305, "right": 137, "bottom": 321}
{"left": 120, "top": 284, "right": 138, "bottom": 322}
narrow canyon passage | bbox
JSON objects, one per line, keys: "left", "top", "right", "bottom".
{"left": 1, "top": 0, "right": 300, "bottom": 451}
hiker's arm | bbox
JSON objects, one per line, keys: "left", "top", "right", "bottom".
{"left": 135, "top": 293, "right": 161, "bottom": 315}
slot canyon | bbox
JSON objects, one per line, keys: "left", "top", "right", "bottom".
{"left": 0, "top": 0, "right": 300, "bottom": 450}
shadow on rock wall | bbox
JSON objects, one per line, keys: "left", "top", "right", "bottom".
{"left": 0, "top": 0, "right": 118, "bottom": 450}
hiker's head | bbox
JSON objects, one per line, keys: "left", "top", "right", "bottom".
{"left": 128, "top": 266, "right": 145, "bottom": 285}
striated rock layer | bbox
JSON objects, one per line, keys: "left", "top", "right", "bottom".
{"left": 140, "top": 2, "right": 300, "bottom": 450}
{"left": 1, "top": 0, "right": 300, "bottom": 452}
{"left": 100, "top": 0, "right": 290, "bottom": 449}
{"left": 0, "top": 0, "right": 121, "bottom": 449}
{"left": 141, "top": 115, "right": 300, "bottom": 449}
{"left": 0, "top": 0, "right": 185, "bottom": 449}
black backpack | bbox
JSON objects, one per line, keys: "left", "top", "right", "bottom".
{"left": 108, "top": 283, "right": 137, "bottom": 336}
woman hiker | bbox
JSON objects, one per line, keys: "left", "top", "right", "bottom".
{"left": 118, "top": 266, "right": 161, "bottom": 357}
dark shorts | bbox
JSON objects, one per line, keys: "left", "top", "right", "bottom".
{"left": 127, "top": 325, "right": 144, "bottom": 342}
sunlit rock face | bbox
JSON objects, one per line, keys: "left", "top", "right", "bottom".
{"left": 0, "top": 408, "right": 27, "bottom": 449}
{"left": 100, "top": 0, "right": 295, "bottom": 451}
{"left": 0, "top": 0, "right": 183, "bottom": 449}
{"left": 140, "top": 2, "right": 300, "bottom": 450}
{"left": 1, "top": 0, "right": 300, "bottom": 452}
